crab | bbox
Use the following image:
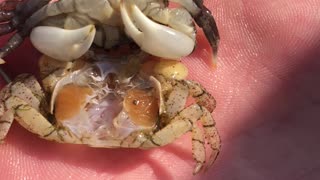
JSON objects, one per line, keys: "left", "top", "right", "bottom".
{"left": 0, "top": 0, "right": 219, "bottom": 67}
{"left": 0, "top": 52, "right": 220, "bottom": 174}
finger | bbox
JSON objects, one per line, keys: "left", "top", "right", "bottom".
{"left": 0, "top": 0, "right": 248, "bottom": 179}
{"left": 193, "top": 0, "right": 320, "bottom": 179}
{"left": 1, "top": 0, "right": 319, "bottom": 179}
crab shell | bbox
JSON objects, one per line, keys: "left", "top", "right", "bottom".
{"left": 0, "top": 54, "right": 220, "bottom": 174}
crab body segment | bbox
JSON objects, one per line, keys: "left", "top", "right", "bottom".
{"left": 0, "top": 53, "right": 220, "bottom": 174}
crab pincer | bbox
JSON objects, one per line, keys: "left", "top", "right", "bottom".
{"left": 0, "top": 0, "right": 50, "bottom": 62}
{"left": 0, "top": 0, "right": 220, "bottom": 68}
{"left": 120, "top": 1, "right": 195, "bottom": 60}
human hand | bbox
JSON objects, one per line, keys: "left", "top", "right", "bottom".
{"left": 0, "top": 0, "right": 319, "bottom": 179}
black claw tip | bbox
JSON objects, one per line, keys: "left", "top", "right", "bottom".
{"left": 193, "top": 0, "right": 220, "bottom": 68}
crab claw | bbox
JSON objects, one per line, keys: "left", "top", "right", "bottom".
{"left": 120, "top": 2, "right": 195, "bottom": 60}
{"left": 30, "top": 25, "right": 96, "bottom": 61}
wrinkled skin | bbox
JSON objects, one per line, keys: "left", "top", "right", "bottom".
{"left": 0, "top": 0, "right": 320, "bottom": 179}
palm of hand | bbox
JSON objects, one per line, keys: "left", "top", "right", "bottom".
{"left": 0, "top": 0, "right": 319, "bottom": 179}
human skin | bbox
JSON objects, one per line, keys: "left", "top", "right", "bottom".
{"left": 0, "top": 0, "right": 320, "bottom": 179}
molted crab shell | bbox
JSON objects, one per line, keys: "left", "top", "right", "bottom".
{"left": 0, "top": 53, "right": 220, "bottom": 174}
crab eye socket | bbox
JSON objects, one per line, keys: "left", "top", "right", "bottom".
{"left": 123, "top": 88, "right": 158, "bottom": 127}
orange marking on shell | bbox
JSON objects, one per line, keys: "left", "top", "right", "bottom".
{"left": 55, "top": 84, "right": 93, "bottom": 121}
{"left": 123, "top": 89, "right": 158, "bottom": 127}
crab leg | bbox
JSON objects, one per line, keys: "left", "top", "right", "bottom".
{"left": 200, "top": 107, "right": 221, "bottom": 168}
{"left": 0, "top": 109, "right": 14, "bottom": 143}
{"left": 142, "top": 104, "right": 202, "bottom": 148}
{"left": 1, "top": 93, "right": 55, "bottom": 145}
{"left": 0, "top": 85, "right": 14, "bottom": 143}
{"left": 0, "top": 0, "right": 64, "bottom": 62}
{"left": 185, "top": 79, "right": 220, "bottom": 170}
{"left": 184, "top": 80, "right": 216, "bottom": 113}
{"left": 141, "top": 104, "right": 215, "bottom": 174}
{"left": 0, "top": 10, "right": 14, "bottom": 22}
{"left": 14, "top": 74, "right": 46, "bottom": 101}
{"left": 0, "top": 21, "right": 16, "bottom": 36}
{"left": 0, "top": 74, "right": 81, "bottom": 144}
{"left": 0, "top": 74, "right": 80, "bottom": 144}
{"left": 0, "top": 0, "right": 52, "bottom": 26}
{"left": 10, "top": 0, "right": 52, "bottom": 25}
{"left": 0, "top": 0, "right": 21, "bottom": 22}
{"left": 192, "top": 123, "right": 206, "bottom": 174}
{"left": 0, "top": 0, "right": 23, "bottom": 61}
{"left": 193, "top": 0, "right": 219, "bottom": 66}
{"left": 5, "top": 96, "right": 80, "bottom": 143}
{"left": 0, "top": 73, "right": 45, "bottom": 143}
{"left": 165, "top": 81, "right": 189, "bottom": 118}
{"left": 170, "top": 0, "right": 220, "bottom": 68}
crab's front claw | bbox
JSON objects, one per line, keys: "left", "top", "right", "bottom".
{"left": 30, "top": 25, "right": 96, "bottom": 61}
{"left": 120, "top": 2, "right": 195, "bottom": 60}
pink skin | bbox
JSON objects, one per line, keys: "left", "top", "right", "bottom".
{"left": 0, "top": 0, "right": 320, "bottom": 179}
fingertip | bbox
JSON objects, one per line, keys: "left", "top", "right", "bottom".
{"left": 210, "top": 55, "right": 218, "bottom": 70}
{"left": 0, "top": 58, "right": 6, "bottom": 64}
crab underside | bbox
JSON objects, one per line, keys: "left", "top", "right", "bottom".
{"left": 0, "top": 0, "right": 221, "bottom": 175}
{"left": 0, "top": 52, "right": 220, "bottom": 174}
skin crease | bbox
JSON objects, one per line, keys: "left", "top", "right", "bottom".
{"left": 0, "top": 0, "right": 319, "bottom": 179}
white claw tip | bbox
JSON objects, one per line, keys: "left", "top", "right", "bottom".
{"left": 120, "top": 2, "right": 195, "bottom": 60}
{"left": 30, "top": 25, "right": 96, "bottom": 61}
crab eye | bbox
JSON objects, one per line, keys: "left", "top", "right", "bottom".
{"left": 123, "top": 88, "right": 158, "bottom": 127}
{"left": 54, "top": 84, "right": 93, "bottom": 122}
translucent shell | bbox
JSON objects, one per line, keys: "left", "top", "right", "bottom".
{"left": 55, "top": 84, "right": 93, "bottom": 122}
{"left": 123, "top": 88, "right": 158, "bottom": 127}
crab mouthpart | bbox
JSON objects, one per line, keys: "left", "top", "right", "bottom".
{"left": 120, "top": 2, "right": 195, "bottom": 60}
{"left": 30, "top": 25, "right": 96, "bottom": 61}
